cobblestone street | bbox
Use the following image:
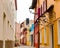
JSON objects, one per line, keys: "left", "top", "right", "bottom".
{"left": 14, "top": 46, "right": 35, "bottom": 48}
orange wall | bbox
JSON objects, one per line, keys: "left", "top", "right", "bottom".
{"left": 46, "top": 26, "right": 49, "bottom": 46}
{"left": 54, "top": 0, "right": 60, "bottom": 19}
{"left": 53, "top": 21, "right": 58, "bottom": 48}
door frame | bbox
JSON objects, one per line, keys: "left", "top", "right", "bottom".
{"left": 49, "top": 24, "right": 54, "bottom": 48}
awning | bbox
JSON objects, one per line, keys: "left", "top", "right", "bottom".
{"left": 29, "top": 0, "right": 37, "bottom": 9}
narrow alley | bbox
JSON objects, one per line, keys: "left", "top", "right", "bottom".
{"left": 0, "top": 0, "right": 60, "bottom": 48}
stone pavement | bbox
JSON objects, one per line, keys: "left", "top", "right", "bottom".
{"left": 14, "top": 46, "right": 35, "bottom": 48}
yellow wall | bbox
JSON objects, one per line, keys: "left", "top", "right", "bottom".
{"left": 41, "top": 28, "right": 44, "bottom": 45}
{"left": 37, "top": 0, "right": 60, "bottom": 48}
{"left": 47, "top": 0, "right": 54, "bottom": 9}
{"left": 46, "top": 26, "right": 49, "bottom": 46}
{"left": 54, "top": 0, "right": 60, "bottom": 48}
{"left": 26, "top": 30, "right": 30, "bottom": 46}
{"left": 40, "top": 25, "right": 49, "bottom": 46}
{"left": 40, "top": 19, "right": 60, "bottom": 48}
{"left": 38, "top": 0, "right": 54, "bottom": 9}
{"left": 53, "top": 20, "right": 58, "bottom": 48}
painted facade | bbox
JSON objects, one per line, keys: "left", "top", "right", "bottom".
{"left": 37, "top": 0, "right": 60, "bottom": 48}
{"left": 27, "top": 20, "right": 34, "bottom": 46}
{"left": 30, "top": 0, "right": 60, "bottom": 48}
{"left": 20, "top": 20, "right": 34, "bottom": 46}
{"left": 39, "top": 0, "right": 60, "bottom": 48}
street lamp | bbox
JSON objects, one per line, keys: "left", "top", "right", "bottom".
{"left": 29, "top": 9, "right": 38, "bottom": 15}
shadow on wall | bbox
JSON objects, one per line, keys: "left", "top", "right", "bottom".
{"left": 0, "top": 40, "right": 3, "bottom": 48}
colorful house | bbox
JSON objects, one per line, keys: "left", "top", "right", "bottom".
{"left": 20, "top": 19, "right": 34, "bottom": 46}
{"left": 29, "top": 0, "right": 60, "bottom": 48}
{"left": 26, "top": 20, "right": 34, "bottom": 46}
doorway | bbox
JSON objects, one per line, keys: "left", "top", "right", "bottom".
{"left": 31, "top": 35, "right": 33, "bottom": 46}
{"left": 49, "top": 24, "right": 54, "bottom": 48}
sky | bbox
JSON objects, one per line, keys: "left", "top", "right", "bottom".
{"left": 17, "top": 0, "right": 34, "bottom": 23}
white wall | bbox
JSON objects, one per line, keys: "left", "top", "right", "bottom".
{"left": 0, "top": 0, "right": 16, "bottom": 41}
{"left": 0, "top": 0, "right": 4, "bottom": 40}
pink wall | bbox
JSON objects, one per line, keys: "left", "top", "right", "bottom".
{"left": 15, "top": 22, "right": 20, "bottom": 39}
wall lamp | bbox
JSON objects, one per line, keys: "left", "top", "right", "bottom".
{"left": 29, "top": 8, "right": 38, "bottom": 15}
{"left": 29, "top": 0, "right": 37, "bottom": 15}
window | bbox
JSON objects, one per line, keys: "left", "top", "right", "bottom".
{"left": 26, "top": 18, "right": 29, "bottom": 25}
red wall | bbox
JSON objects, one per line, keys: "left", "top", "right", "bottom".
{"left": 34, "top": 23, "right": 39, "bottom": 48}
{"left": 35, "top": 33, "right": 38, "bottom": 48}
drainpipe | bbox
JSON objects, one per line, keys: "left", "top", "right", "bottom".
{"left": 38, "top": 0, "right": 40, "bottom": 47}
